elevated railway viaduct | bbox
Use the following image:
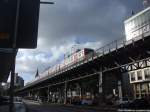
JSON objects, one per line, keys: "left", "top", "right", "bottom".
{"left": 17, "top": 32, "right": 150, "bottom": 104}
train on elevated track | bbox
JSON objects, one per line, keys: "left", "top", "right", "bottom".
{"left": 29, "top": 6, "right": 150, "bottom": 84}
{"left": 34, "top": 48, "right": 95, "bottom": 80}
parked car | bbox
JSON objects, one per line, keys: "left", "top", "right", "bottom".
{"left": 116, "top": 97, "right": 132, "bottom": 105}
{"left": 81, "top": 99, "right": 93, "bottom": 105}
{"left": 0, "top": 96, "right": 9, "bottom": 105}
{"left": 129, "top": 98, "right": 150, "bottom": 109}
{"left": 116, "top": 97, "right": 132, "bottom": 108}
{"left": 13, "top": 97, "right": 23, "bottom": 103}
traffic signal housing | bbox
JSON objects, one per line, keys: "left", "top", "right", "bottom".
{"left": 0, "top": 0, "right": 40, "bottom": 49}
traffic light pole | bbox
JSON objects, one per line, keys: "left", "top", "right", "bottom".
{"left": 9, "top": 50, "right": 17, "bottom": 112}
{"left": 9, "top": 0, "right": 20, "bottom": 112}
{"left": 9, "top": 1, "right": 54, "bottom": 112}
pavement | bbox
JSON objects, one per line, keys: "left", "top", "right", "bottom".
{"left": 24, "top": 99, "right": 117, "bottom": 112}
{"left": 118, "top": 109, "right": 150, "bottom": 112}
{"left": 0, "top": 102, "right": 26, "bottom": 112}
{"left": 2, "top": 100, "right": 150, "bottom": 112}
{"left": 0, "top": 105, "right": 9, "bottom": 112}
{"left": 24, "top": 100, "right": 150, "bottom": 112}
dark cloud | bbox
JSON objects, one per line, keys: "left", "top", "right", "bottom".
{"left": 38, "top": 0, "right": 144, "bottom": 47}
{"left": 16, "top": 0, "right": 144, "bottom": 83}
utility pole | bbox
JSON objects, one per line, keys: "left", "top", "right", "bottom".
{"left": 9, "top": 0, "right": 20, "bottom": 111}
{"left": 9, "top": 1, "right": 54, "bottom": 111}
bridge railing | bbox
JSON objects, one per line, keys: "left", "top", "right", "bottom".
{"left": 27, "top": 23, "right": 150, "bottom": 86}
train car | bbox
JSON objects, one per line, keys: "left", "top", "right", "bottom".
{"left": 59, "top": 61, "right": 65, "bottom": 70}
{"left": 43, "top": 70, "right": 49, "bottom": 76}
{"left": 124, "top": 7, "right": 150, "bottom": 41}
{"left": 63, "top": 48, "right": 94, "bottom": 66}
{"left": 35, "top": 48, "right": 95, "bottom": 80}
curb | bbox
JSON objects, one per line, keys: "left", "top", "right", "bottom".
{"left": 63, "top": 104, "right": 117, "bottom": 111}
{"left": 43, "top": 103, "right": 117, "bottom": 111}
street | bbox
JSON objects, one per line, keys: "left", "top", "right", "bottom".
{"left": 24, "top": 100, "right": 116, "bottom": 112}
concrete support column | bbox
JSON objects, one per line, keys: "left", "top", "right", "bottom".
{"left": 43, "top": 88, "right": 48, "bottom": 102}
{"left": 64, "top": 81, "right": 67, "bottom": 104}
{"left": 36, "top": 90, "right": 39, "bottom": 100}
{"left": 99, "top": 71, "right": 103, "bottom": 94}
{"left": 31, "top": 90, "right": 34, "bottom": 97}
{"left": 49, "top": 91, "right": 51, "bottom": 102}
{"left": 34, "top": 90, "right": 37, "bottom": 100}
{"left": 34, "top": 92, "right": 38, "bottom": 101}
{"left": 70, "top": 89, "right": 72, "bottom": 104}
{"left": 118, "top": 80, "right": 122, "bottom": 99}
{"left": 54, "top": 91, "right": 57, "bottom": 103}
{"left": 47, "top": 87, "right": 50, "bottom": 102}
{"left": 38, "top": 89, "right": 41, "bottom": 102}
{"left": 98, "top": 67, "right": 104, "bottom": 104}
{"left": 77, "top": 84, "right": 82, "bottom": 100}
{"left": 51, "top": 91, "right": 55, "bottom": 103}
{"left": 58, "top": 88, "right": 61, "bottom": 103}
{"left": 28, "top": 91, "right": 31, "bottom": 97}
{"left": 32, "top": 90, "right": 35, "bottom": 100}
{"left": 59, "top": 87, "right": 63, "bottom": 104}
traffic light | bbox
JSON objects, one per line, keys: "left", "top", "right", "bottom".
{"left": 17, "top": 0, "right": 40, "bottom": 48}
{"left": 0, "top": 0, "right": 17, "bottom": 48}
{"left": 0, "top": 0, "right": 40, "bottom": 48}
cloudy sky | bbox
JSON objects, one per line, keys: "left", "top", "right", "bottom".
{"left": 15, "top": 0, "right": 144, "bottom": 84}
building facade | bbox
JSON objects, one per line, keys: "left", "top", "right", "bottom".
{"left": 14, "top": 73, "right": 24, "bottom": 88}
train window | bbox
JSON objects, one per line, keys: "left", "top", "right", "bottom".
{"left": 144, "top": 69, "right": 150, "bottom": 80}
{"left": 72, "top": 56, "right": 74, "bottom": 61}
{"left": 148, "top": 11, "right": 150, "bottom": 21}
{"left": 143, "top": 26, "right": 147, "bottom": 33}
{"left": 137, "top": 70, "right": 142, "bottom": 80}
{"left": 139, "top": 28, "right": 143, "bottom": 35}
{"left": 141, "top": 13, "right": 144, "bottom": 26}
{"left": 131, "top": 20, "right": 134, "bottom": 30}
{"left": 134, "top": 18, "right": 138, "bottom": 29}
{"left": 79, "top": 52, "right": 82, "bottom": 57}
{"left": 133, "top": 19, "right": 136, "bottom": 29}
{"left": 144, "top": 11, "right": 149, "bottom": 24}
{"left": 138, "top": 15, "right": 142, "bottom": 27}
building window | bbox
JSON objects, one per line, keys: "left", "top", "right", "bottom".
{"left": 137, "top": 70, "right": 142, "bottom": 80}
{"left": 136, "top": 84, "right": 140, "bottom": 94}
{"left": 130, "top": 72, "right": 136, "bottom": 82}
{"left": 144, "top": 69, "right": 150, "bottom": 80}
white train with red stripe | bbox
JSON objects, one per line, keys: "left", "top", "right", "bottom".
{"left": 51, "top": 48, "right": 94, "bottom": 73}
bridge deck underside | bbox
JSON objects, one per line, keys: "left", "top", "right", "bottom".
{"left": 18, "top": 36, "right": 150, "bottom": 95}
